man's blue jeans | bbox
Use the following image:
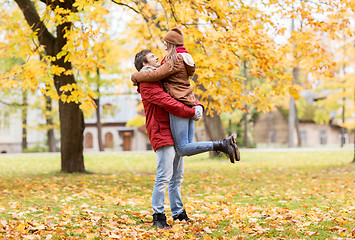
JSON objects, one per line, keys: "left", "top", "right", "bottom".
{"left": 152, "top": 146, "right": 184, "bottom": 216}
{"left": 169, "top": 114, "right": 213, "bottom": 156}
{"left": 152, "top": 116, "right": 214, "bottom": 216}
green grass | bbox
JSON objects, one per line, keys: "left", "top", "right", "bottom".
{"left": 0, "top": 150, "right": 354, "bottom": 239}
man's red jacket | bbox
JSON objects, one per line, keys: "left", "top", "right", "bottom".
{"left": 138, "top": 81, "right": 198, "bottom": 151}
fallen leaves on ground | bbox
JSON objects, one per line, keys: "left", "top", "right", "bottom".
{"left": 0, "top": 151, "right": 354, "bottom": 239}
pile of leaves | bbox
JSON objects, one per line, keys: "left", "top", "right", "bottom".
{"left": 0, "top": 151, "right": 354, "bottom": 239}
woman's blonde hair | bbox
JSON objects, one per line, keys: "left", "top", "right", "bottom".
{"left": 165, "top": 42, "right": 178, "bottom": 64}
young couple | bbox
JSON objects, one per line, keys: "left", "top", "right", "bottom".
{"left": 131, "top": 26, "right": 240, "bottom": 229}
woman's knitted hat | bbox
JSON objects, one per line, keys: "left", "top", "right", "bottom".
{"left": 163, "top": 26, "right": 184, "bottom": 46}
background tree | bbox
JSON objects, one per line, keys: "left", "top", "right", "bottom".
{"left": 0, "top": 0, "right": 109, "bottom": 172}
{"left": 259, "top": 0, "right": 353, "bottom": 147}
{"left": 86, "top": 36, "right": 131, "bottom": 151}
{"left": 44, "top": 94, "right": 58, "bottom": 152}
{"left": 1, "top": 0, "right": 353, "bottom": 164}
{"left": 312, "top": 9, "right": 355, "bottom": 147}
{"left": 113, "top": 0, "right": 300, "bottom": 152}
{"left": 0, "top": 57, "right": 29, "bottom": 152}
{"left": 0, "top": 55, "right": 59, "bottom": 152}
{"left": 113, "top": 0, "right": 353, "bottom": 151}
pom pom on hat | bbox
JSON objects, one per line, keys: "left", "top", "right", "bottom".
{"left": 163, "top": 26, "right": 184, "bottom": 46}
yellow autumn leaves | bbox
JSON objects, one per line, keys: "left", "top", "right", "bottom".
{"left": 0, "top": 150, "right": 354, "bottom": 239}
{"left": 0, "top": 0, "right": 354, "bottom": 118}
{"left": 121, "top": 0, "right": 353, "bottom": 117}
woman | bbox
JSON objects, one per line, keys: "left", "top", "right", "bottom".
{"left": 131, "top": 26, "right": 240, "bottom": 163}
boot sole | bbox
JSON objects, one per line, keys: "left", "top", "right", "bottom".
{"left": 229, "top": 135, "right": 237, "bottom": 164}
{"left": 231, "top": 135, "right": 240, "bottom": 161}
{"left": 153, "top": 222, "right": 171, "bottom": 229}
{"left": 233, "top": 144, "right": 240, "bottom": 162}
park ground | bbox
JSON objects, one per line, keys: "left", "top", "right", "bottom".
{"left": 0, "top": 150, "right": 354, "bottom": 239}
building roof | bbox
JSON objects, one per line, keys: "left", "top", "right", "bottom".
{"left": 85, "top": 94, "right": 141, "bottom": 124}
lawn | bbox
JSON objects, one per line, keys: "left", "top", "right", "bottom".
{"left": 0, "top": 150, "right": 354, "bottom": 239}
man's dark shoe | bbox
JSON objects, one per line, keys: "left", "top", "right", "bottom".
{"left": 152, "top": 213, "right": 171, "bottom": 229}
{"left": 173, "top": 210, "right": 190, "bottom": 221}
{"left": 213, "top": 134, "right": 237, "bottom": 163}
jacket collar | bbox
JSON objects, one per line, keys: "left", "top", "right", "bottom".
{"left": 141, "top": 65, "right": 157, "bottom": 72}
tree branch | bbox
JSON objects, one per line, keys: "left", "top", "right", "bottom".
{"left": 111, "top": 0, "right": 140, "bottom": 14}
{"left": 300, "top": 0, "right": 332, "bottom": 7}
{"left": 0, "top": 100, "right": 25, "bottom": 107}
{"left": 166, "top": 0, "right": 179, "bottom": 23}
{"left": 157, "top": 0, "right": 171, "bottom": 29}
{"left": 14, "top": 0, "right": 56, "bottom": 56}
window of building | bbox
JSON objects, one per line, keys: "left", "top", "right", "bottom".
{"left": 103, "top": 104, "right": 116, "bottom": 118}
{"left": 269, "top": 130, "right": 277, "bottom": 143}
{"left": 300, "top": 130, "right": 307, "bottom": 147}
{"left": 338, "top": 130, "right": 349, "bottom": 145}
{"left": 0, "top": 112, "right": 10, "bottom": 134}
{"left": 320, "top": 130, "right": 327, "bottom": 145}
{"left": 105, "top": 132, "right": 114, "bottom": 148}
{"left": 84, "top": 132, "right": 93, "bottom": 148}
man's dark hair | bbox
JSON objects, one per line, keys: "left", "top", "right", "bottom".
{"left": 134, "top": 49, "right": 152, "bottom": 71}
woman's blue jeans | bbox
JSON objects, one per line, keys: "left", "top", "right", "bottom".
{"left": 152, "top": 146, "right": 184, "bottom": 216}
{"left": 169, "top": 114, "right": 213, "bottom": 156}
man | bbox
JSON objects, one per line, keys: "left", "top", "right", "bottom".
{"left": 133, "top": 49, "right": 202, "bottom": 229}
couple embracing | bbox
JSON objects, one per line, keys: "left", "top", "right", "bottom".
{"left": 131, "top": 26, "right": 240, "bottom": 229}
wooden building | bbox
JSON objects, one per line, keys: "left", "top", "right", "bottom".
{"left": 254, "top": 108, "right": 354, "bottom": 147}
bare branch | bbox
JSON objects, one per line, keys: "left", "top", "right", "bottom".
{"left": 111, "top": 0, "right": 140, "bottom": 14}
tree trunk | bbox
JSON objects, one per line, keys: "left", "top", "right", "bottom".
{"left": 203, "top": 110, "right": 226, "bottom": 157}
{"left": 341, "top": 39, "right": 346, "bottom": 148}
{"left": 21, "top": 90, "right": 27, "bottom": 151}
{"left": 95, "top": 67, "right": 104, "bottom": 151}
{"left": 243, "top": 112, "right": 248, "bottom": 148}
{"left": 295, "top": 103, "right": 302, "bottom": 147}
{"left": 288, "top": 97, "right": 302, "bottom": 148}
{"left": 289, "top": 66, "right": 301, "bottom": 148}
{"left": 288, "top": 97, "right": 296, "bottom": 148}
{"left": 47, "top": 128, "right": 57, "bottom": 152}
{"left": 353, "top": 132, "right": 355, "bottom": 163}
{"left": 46, "top": 95, "right": 57, "bottom": 152}
{"left": 95, "top": 98, "right": 104, "bottom": 151}
{"left": 289, "top": 16, "right": 302, "bottom": 148}
{"left": 243, "top": 60, "right": 249, "bottom": 148}
{"left": 54, "top": 23, "right": 86, "bottom": 173}
{"left": 340, "top": 89, "right": 346, "bottom": 147}
{"left": 192, "top": 75, "right": 226, "bottom": 157}
{"left": 203, "top": 111, "right": 226, "bottom": 141}
{"left": 227, "top": 119, "right": 232, "bottom": 136}
{"left": 58, "top": 100, "right": 85, "bottom": 172}
{"left": 15, "top": 0, "right": 86, "bottom": 172}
